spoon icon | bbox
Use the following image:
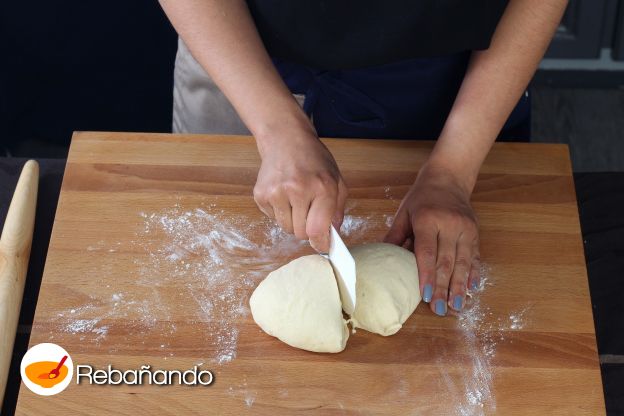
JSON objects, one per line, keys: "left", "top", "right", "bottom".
{"left": 38, "top": 355, "right": 68, "bottom": 379}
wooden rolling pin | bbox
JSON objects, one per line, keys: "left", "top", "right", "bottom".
{"left": 0, "top": 160, "right": 39, "bottom": 403}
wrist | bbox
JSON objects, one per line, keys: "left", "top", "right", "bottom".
{"left": 251, "top": 102, "right": 317, "bottom": 159}
{"left": 428, "top": 108, "right": 500, "bottom": 195}
{"left": 421, "top": 153, "right": 479, "bottom": 196}
{"left": 427, "top": 127, "right": 494, "bottom": 195}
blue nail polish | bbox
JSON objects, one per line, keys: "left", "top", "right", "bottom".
{"left": 471, "top": 279, "right": 480, "bottom": 291}
{"left": 453, "top": 295, "right": 463, "bottom": 311}
{"left": 434, "top": 299, "right": 446, "bottom": 316}
{"left": 423, "top": 284, "right": 433, "bottom": 303}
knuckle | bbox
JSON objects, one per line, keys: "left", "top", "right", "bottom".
{"left": 465, "top": 220, "right": 479, "bottom": 235}
{"left": 255, "top": 199, "right": 269, "bottom": 214}
{"left": 318, "top": 171, "right": 336, "bottom": 185}
{"left": 451, "top": 278, "right": 467, "bottom": 292}
{"left": 314, "top": 178, "right": 337, "bottom": 197}
{"left": 469, "top": 268, "right": 480, "bottom": 282}
{"left": 447, "top": 211, "right": 465, "bottom": 227}
{"left": 472, "top": 214, "right": 480, "bottom": 228}
{"left": 416, "top": 206, "right": 437, "bottom": 221}
{"left": 472, "top": 246, "right": 481, "bottom": 258}
{"left": 454, "top": 256, "right": 471, "bottom": 272}
{"left": 314, "top": 186, "right": 329, "bottom": 198}
{"left": 457, "top": 215, "right": 471, "bottom": 227}
{"left": 434, "top": 283, "right": 450, "bottom": 298}
{"left": 253, "top": 195, "right": 263, "bottom": 206}
{"left": 471, "top": 256, "right": 481, "bottom": 269}
{"left": 282, "top": 179, "right": 304, "bottom": 195}
{"left": 452, "top": 272, "right": 470, "bottom": 288}
{"left": 252, "top": 186, "right": 265, "bottom": 202}
{"left": 416, "top": 246, "right": 436, "bottom": 266}
{"left": 436, "top": 256, "right": 453, "bottom": 276}
{"left": 472, "top": 255, "right": 481, "bottom": 267}
{"left": 266, "top": 185, "right": 282, "bottom": 201}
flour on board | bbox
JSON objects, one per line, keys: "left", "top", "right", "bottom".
{"left": 439, "top": 264, "right": 533, "bottom": 416}
{"left": 134, "top": 205, "right": 309, "bottom": 364}
{"left": 47, "top": 198, "right": 534, "bottom": 412}
{"left": 51, "top": 202, "right": 382, "bottom": 366}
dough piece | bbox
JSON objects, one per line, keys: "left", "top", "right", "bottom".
{"left": 351, "top": 243, "right": 421, "bottom": 336}
{"left": 250, "top": 255, "right": 349, "bottom": 353}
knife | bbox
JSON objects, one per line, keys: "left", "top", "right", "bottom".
{"left": 321, "top": 225, "right": 357, "bottom": 315}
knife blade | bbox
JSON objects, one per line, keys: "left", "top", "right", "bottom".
{"left": 324, "top": 225, "right": 357, "bottom": 315}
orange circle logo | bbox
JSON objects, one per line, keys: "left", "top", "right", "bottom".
{"left": 20, "top": 343, "right": 73, "bottom": 396}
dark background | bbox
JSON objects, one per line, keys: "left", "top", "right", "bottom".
{"left": 0, "top": 0, "right": 177, "bottom": 157}
{"left": 1, "top": 0, "right": 624, "bottom": 162}
{"left": 0, "top": 0, "right": 623, "bottom": 414}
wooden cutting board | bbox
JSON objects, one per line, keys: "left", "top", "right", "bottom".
{"left": 15, "top": 132, "right": 604, "bottom": 415}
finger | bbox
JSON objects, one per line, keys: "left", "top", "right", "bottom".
{"left": 253, "top": 190, "right": 275, "bottom": 219}
{"left": 273, "top": 200, "right": 294, "bottom": 234}
{"left": 448, "top": 235, "right": 472, "bottom": 311}
{"left": 384, "top": 207, "right": 411, "bottom": 246}
{"left": 332, "top": 179, "right": 348, "bottom": 229}
{"left": 291, "top": 199, "right": 310, "bottom": 241}
{"left": 467, "top": 240, "right": 481, "bottom": 291}
{"left": 412, "top": 221, "right": 437, "bottom": 304}
{"left": 266, "top": 187, "right": 294, "bottom": 233}
{"left": 431, "top": 230, "right": 458, "bottom": 316}
{"left": 306, "top": 195, "right": 336, "bottom": 253}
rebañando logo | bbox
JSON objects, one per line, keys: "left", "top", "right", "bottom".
{"left": 20, "top": 343, "right": 73, "bottom": 396}
{"left": 21, "top": 343, "right": 214, "bottom": 396}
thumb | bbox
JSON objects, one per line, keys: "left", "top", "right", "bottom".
{"left": 332, "top": 180, "right": 348, "bottom": 230}
{"left": 383, "top": 208, "right": 411, "bottom": 246}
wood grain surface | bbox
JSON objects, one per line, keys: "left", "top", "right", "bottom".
{"left": 15, "top": 132, "right": 604, "bottom": 415}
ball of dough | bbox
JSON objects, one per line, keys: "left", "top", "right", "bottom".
{"left": 351, "top": 243, "right": 421, "bottom": 336}
{"left": 250, "top": 255, "right": 349, "bottom": 353}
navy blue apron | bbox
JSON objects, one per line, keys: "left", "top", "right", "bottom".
{"left": 272, "top": 53, "right": 530, "bottom": 142}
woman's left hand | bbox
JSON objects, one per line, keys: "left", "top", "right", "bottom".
{"left": 384, "top": 161, "right": 480, "bottom": 316}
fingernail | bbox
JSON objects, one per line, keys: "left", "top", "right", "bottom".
{"left": 423, "top": 284, "right": 433, "bottom": 303}
{"left": 434, "top": 299, "right": 446, "bottom": 316}
{"left": 471, "top": 279, "right": 480, "bottom": 291}
{"left": 453, "top": 295, "right": 463, "bottom": 311}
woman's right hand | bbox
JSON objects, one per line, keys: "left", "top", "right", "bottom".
{"left": 162, "top": 0, "right": 349, "bottom": 251}
{"left": 253, "top": 127, "right": 348, "bottom": 253}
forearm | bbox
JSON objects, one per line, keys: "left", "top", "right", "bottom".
{"left": 159, "top": 0, "right": 313, "bottom": 155}
{"left": 429, "top": 0, "right": 567, "bottom": 192}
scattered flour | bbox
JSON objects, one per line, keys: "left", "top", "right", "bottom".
{"left": 244, "top": 393, "right": 256, "bottom": 407}
{"left": 509, "top": 305, "right": 531, "bottom": 331}
{"left": 384, "top": 214, "right": 394, "bottom": 228}
{"left": 340, "top": 215, "right": 368, "bottom": 237}
{"left": 226, "top": 375, "right": 258, "bottom": 408}
{"left": 384, "top": 186, "right": 392, "bottom": 199}
{"left": 129, "top": 205, "right": 309, "bottom": 364}
{"left": 64, "top": 318, "right": 101, "bottom": 334}
{"left": 52, "top": 202, "right": 378, "bottom": 368}
{"left": 51, "top": 199, "right": 537, "bottom": 413}
{"left": 441, "top": 263, "right": 533, "bottom": 415}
